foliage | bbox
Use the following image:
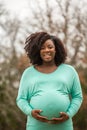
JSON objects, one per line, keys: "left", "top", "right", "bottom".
{"left": 0, "top": 0, "right": 87, "bottom": 130}
{"left": 73, "top": 93, "right": 87, "bottom": 130}
{"left": 0, "top": 83, "right": 26, "bottom": 130}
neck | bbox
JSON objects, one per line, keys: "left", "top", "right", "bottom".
{"left": 42, "top": 61, "right": 56, "bottom": 67}
{"left": 35, "top": 61, "right": 57, "bottom": 73}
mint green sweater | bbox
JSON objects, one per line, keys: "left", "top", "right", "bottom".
{"left": 16, "top": 63, "right": 83, "bottom": 130}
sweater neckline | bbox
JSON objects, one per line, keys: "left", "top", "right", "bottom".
{"left": 32, "top": 63, "right": 63, "bottom": 75}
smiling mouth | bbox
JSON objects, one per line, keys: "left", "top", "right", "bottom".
{"left": 43, "top": 55, "right": 52, "bottom": 60}
{"left": 43, "top": 53, "right": 51, "bottom": 58}
{"left": 43, "top": 53, "right": 51, "bottom": 56}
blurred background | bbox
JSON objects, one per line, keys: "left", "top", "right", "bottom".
{"left": 0, "top": 0, "right": 87, "bottom": 130}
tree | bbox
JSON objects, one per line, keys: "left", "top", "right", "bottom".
{"left": 0, "top": 0, "right": 87, "bottom": 129}
{"left": 0, "top": 3, "right": 26, "bottom": 130}
{"left": 24, "top": 0, "right": 87, "bottom": 67}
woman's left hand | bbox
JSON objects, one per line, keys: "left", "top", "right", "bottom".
{"left": 48, "top": 112, "right": 69, "bottom": 124}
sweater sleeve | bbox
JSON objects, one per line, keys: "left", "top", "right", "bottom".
{"left": 66, "top": 69, "right": 83, "bottom": 118}
{"left": 16, "top": 69, "right": 33, "bottom": 116}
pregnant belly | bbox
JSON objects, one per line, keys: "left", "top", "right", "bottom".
{"left": 30, "top": 91, "right": 70, "bottom": 119}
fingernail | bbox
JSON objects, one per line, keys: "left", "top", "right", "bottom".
{"left": 60, "top": 112, "right": 62, "bottom": 114}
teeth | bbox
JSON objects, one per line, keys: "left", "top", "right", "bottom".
{"left": 44, "top": 53, "right": 51, "bottom": 56}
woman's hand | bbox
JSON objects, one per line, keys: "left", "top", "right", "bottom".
{"left": 48, "top": 112, "right": 69, "bottom": 124}
{"left": 31, "top": 109, "right": 49, "bottom": 123}
{"left": 31, "top": 110, "right": 69, "bottom": 124}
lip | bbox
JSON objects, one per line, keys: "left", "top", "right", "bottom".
{"left": 43, "top": 55, "right": 52, "bottom": 60}
{"left": 43, "top": 53, "right": 51, "bottom": 56}
{"left": 43, "top": 54, "right": 51, "bottom": 57}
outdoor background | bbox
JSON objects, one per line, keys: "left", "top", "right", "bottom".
{"left": 0, "top": 0, "right": 87, "bottom": 130}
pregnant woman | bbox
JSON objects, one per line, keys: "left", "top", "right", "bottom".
{"left": 16, "top": 32, "right": 83, "bottom": 130}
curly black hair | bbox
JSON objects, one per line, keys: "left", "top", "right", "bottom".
{"left": 24, "top": 32, "right": 67, "bottom": 66}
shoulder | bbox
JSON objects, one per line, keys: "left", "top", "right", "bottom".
{"left": 62, "top": 63, "right": 74, "bottom": 69}
{"left": 61, "top": 64, "right": 80, "bottom": 80}
{"left": 62, "top": 63, "right": 78, "bottom": 74}
{"left": 21, "top": 65, "right": 34, "bottom": 77}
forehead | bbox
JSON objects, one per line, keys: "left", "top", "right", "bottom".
{"left": 42, "top": 39, "right": 55, "bottom": 46}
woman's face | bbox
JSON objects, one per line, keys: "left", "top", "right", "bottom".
{"left": 40, "top": 39, "right": 56, "bottom": 63}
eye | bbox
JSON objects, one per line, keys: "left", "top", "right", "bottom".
{"left": 48, "top": 45, "right": 54, "bottom": 49}
{"left": 49, "top": 46, "right": 53, "bottom": 49}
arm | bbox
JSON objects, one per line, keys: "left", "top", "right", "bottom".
{"left": 50, "top": 68, "right": 83, "bottom": 124}
{"left": 16, "top": 69, "right": 49, "bottom": 123}
{"left": 66, "top": 69, "right": 83, "bottom": 118}
{"left": 16, "top": 70, "right": 33, "bottom": 116}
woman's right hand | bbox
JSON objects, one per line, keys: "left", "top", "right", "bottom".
{"left": 31, "top": 109, "right": 49, "bottom": 123}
